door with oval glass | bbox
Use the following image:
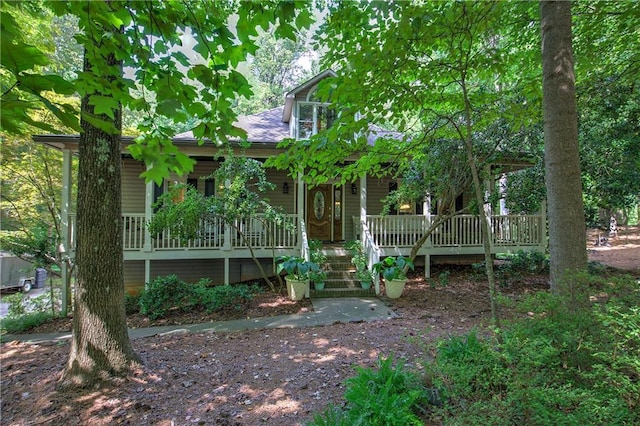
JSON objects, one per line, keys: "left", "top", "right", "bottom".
{"left": 307, "top": 184, "right": 342, "bottom": 241}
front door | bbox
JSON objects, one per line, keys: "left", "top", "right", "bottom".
{"left": 307, "top": 185, "right": 332, "bottom": 240}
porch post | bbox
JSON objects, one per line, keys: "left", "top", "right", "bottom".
{"left": 483, "top": 165, "right": 493, "bottom": 218}
{"left": 144, "top": 259, "right": 150, "bottom": 287}
{"left": 359, "top": 174, "right": 367, "bottom": 242}
{"left": 144, "top": 170, "right": 153, "bottom": 253}
{"left": 297, "top": 170, "right": 304, "bottom": 247}
{"left": 60, "top": 149, "right": 72, "bottom": 315}
{"left": 540, "top": 199, "right": 547, "bottom": 252}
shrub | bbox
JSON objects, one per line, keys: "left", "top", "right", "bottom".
{"left": 138, "top": 275, "right": 262, "bottom": 319}
{"left": 3, "top": 293, "right": 26, "bottom": 318}
{"left": 423, "top": 273, "right": 640, "bottom": 425}
{"left": 197, "top": 283, "right": 260, "bottom": 313}
{"left": 124, "top": 293, "right": 141, "bottom": 315}
{"left": 138, "top": 275, "right": 200, "bottom": 319}
{"left": 1, "top": 311, "right": 55, "bottom": 335}
{"left": 309, "top": 356, "right": 427, "bottom": 425}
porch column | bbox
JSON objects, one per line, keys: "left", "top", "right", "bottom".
{"left": 483, "top": 164, "right": 493, "bottom": 218}
{"left": 59, "top": 149, "right": 72, "bottom": 315}
{"left": 359, "top": 174, "right": 367, "bottom": 242}
{"left": 424, "top": 193, "right": 431, "bottom": 278}
{"left": 144, "top": 171, "right": 153, "bottom": 253}
{"left": 297, "top": 170, "right": 304, "bottom": 247}
{"left": 539, "top": 199, "right": 547, "bottom": 251}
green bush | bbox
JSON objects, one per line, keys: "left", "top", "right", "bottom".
{"left": 138, "top": 275, "right": 201, "bottom": 319}
{"left": 1, "top": 311, "right": 55, "bottom": 335}
{"left": 124, "top": 293, "right": 141, "bottom": 315}
{"left": 3, "top": 292, "right": 27, "bottom": 317}
{"left": 196, "top": 282, "right": 260, "bottom": 313}
{"left": 423, "top": 273, "right": 640, "bottom": 425}
{"left": 138, "top": 275, "right": 261, "bottom": 319}
{"left": 309, "top": 356, "right": 427, "bottom": 425}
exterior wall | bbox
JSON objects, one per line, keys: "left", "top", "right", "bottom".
{"left": 151, "top": 259, "right": 227, "bottom": 285}
{"left": 366, "top": 177, "right": 395, "bottom": 215}
{"left": 263, "top": 169, "right": 296, "bottom": 214}
{"left": 122, "top": 158, "right": 146, "bottom": 213}
{"left": 344, "top": 181, "right": 360, "bottom": 241}
{"left": 123, "top": 260, "right": 145, "bottom": 294}
{"left": 295, "top": 87, "right": 313, "bottom": 101}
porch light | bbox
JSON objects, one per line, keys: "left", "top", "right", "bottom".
{"left": 351, "top": 183, "right": 357, "bottom": 194}
{"left": 283, "top": 182, "right": 289, "bottom": 194}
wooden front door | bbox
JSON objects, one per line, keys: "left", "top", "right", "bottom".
{"left": 307, "top": 185, "right": 332, "bottom": 240}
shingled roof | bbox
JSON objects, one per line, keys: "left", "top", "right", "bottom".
{"left": 173, "top": 107, "right": 290, "bottom": 143}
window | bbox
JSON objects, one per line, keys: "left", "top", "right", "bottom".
{"left": 153, "top": 180, "right": 165, "bottom": 212}
{"left": 204, "top": 179, "right": 216, "bottom": 197}
{"left": 389, "top": 181, "right": 424, "bottom": 215}
{"left": 296, "top": 103, "right": 336, "bottom": 139}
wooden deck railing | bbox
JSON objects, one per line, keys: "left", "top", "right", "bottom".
{"left": 355, "top": 214, "right": 544, "bottom": 249}
{"left": 67, "top": 213, "right": 299, "bottom": 252}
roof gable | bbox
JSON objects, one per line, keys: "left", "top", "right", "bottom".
{"left": 283, "top": 69, "right": 337, "bottom": 123}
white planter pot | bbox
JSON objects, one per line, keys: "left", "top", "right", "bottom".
{"left": 286, "top": 277, "right": 308, "bottom": 301}
{"left": 385, "top": 278, "right": 407, "bottom": 298}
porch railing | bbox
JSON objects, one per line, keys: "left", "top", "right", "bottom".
{"left": 67, "top": 213, "right": 299, "bottom": 252}
{"left": 356, "top": 214, "right": 544, "bottom": 249}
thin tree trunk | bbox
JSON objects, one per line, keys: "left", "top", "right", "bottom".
{"left": 59, "top": 44, "right": 139, "bottom": 388}
{"left": 540, "top": 1, "right": 588, "bottom": 290}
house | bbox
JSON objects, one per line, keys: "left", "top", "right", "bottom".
{"left": 34, "top": 70, "right": 545, "bottom": 296}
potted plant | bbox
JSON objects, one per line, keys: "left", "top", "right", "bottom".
{"left": 346, "top": 240, "right": 375, "bottom": 289}
{"left": 373, "top": 255, "right": 415, "bottom": 298}
{"left": 345, "top": 240, "right": 367, "bottom": 270}
{"left": 356, "top": 268, "right": 375, "bottom": 290}
{"left": 308, "top": 239, "right": 328, "bottom": 291}
{"left": 310, "top": 269, "right": 327, "bottom": 290}
{"left": 276, "top": 255, "right": 320, "bottom": 300}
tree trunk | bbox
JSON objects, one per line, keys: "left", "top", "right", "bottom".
{"left": 540, "top": 1, "right": 588, "bottom": 290}
{"left": 59, "top": 46, "right": 139, "bottom": 388}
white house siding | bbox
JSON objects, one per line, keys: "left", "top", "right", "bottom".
{"left": 121, "top": 158, "right": 146, "bottom": 213}
{"left": 123, "top": 260, "right": 145, "bottom": 294}
{"left": 367, "top": 177, "right": 395, "bottom": 215}
{"left": 344, "top": 181, "right": 360, "bottom": 240}
{"left": 150, "top": 259, "right": 227, "bottom": 285}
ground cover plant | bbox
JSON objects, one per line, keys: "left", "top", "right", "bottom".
{"left": 307, "top": 355, "right": 428, "bottom": 426}
{"left": 0, "top": 290, "right": 63, "bottom": 335}
{"left": 421, "top": 272, "right": 640, "bottom": 425}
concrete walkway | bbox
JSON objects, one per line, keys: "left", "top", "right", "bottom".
{"left": 3, "top": 297, "right": 398, "bottom": 344}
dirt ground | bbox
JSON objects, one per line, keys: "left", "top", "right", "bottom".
{"left": 1, "top": 226, "right": 637, "bottom": 426}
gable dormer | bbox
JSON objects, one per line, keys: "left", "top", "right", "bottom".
{"left": 282, "top": 69, "right": 337, "bottom": 139}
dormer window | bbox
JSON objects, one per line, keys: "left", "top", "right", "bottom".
{"left": 296, "top": 87, "right": 336, "bottom": 139}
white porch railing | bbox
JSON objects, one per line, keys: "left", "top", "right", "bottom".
{"left": 355, "top": 214, "right": 544, "bottom": 249}
{"left": 67, "top": 213, "right": 299, "bottom": 252}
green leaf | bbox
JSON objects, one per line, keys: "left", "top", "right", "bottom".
{"left": 88, "top": 95, "right": 120, "bottom": 119}
{"left": 81, "top": 111, "right": 119, "bottom": 134}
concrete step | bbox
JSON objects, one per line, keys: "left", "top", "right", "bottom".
{"left": 310, "top": 287, "right": 376, "bottom": 298}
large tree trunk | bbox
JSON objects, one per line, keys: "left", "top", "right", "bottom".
{"left": 540, "top": 1, "right": 588, "bottom": 290}
{"left": 59, "top": 45, "right": 139, "bottom": 388}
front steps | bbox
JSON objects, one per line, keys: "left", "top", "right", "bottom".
{"left": 310, "top": 254, "right": 376, "bottom": 298}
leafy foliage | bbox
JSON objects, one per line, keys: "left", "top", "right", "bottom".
{"left": 0, "top": 311, "right": 56, "bottom": 336}
{"left": 373, "top": 256, "right": 414, "bottom": 281}
{"left": 309, "top": 356, "right": 427, "bottom": 426}
{"left": 149, "top": 156, "right": 290, "bottom": 290}
{"left": 276, "top": 255, "right": 320, "bottom": 281}
{"left": 138, "top": 275, "right": 259, "bottom": 320}
{"left": 424, "top": 273, "right": 640, "bottom": 425}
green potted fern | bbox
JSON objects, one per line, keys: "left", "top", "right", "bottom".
{"left": 308, "top": 239, "right": 328, "bottom": 290}
{"left": 373, "top": 255, "right": 414, "bottom": 298}
{"left": 276, "top": 255, "right": 320, "bottom": 300}
{"left": 355, "top": 269, "right": 374, "bottom": 290}
{"left": 345, "top": 240, "right": 374, "bottom": 289}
